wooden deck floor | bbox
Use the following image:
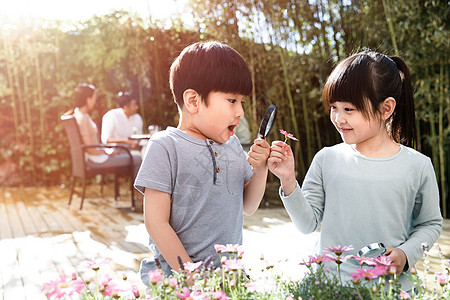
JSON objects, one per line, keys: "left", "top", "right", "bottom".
{"left": 1, "top": 184, "right": 449, "bottom": 299}
{"left": 0, "top": 184, "right": 149, "bottom": 300}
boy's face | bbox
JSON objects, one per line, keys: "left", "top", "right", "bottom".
{"left": 193, "top": 91, "right": 245, "bottom": 143}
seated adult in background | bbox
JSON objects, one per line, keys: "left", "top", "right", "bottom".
{"left": 73, "top": 83, "right": 141, "bottom": 178}
{"left": 101, "top": 91, "right": 143, "bottom": 149}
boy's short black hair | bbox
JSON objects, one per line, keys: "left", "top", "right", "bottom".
{"left": 74, "top": 83, "right": 95, "bottom": 108}
{"left": 117, "top": 91, "right": 135, "bottom": 108}
{"left": 169, "top": 41, "right": 252, "bottom": 108}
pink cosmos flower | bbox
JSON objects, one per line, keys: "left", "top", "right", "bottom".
{"left": 436, "top": 273, "right": 447, "bottom": 286}
{"left": 350, "top": 265, "right": 388, "bottom": 282}
{"left": 214, "top": 244, "right": 243, "bottom": 256}
{"left": 279, "top": 129, "right": 299, "bottom": 143}
{"left": 81, "top": 258, "right": 111, "bottom": 271}
{"left": 400, "top": 291, "right": 411, "bottom": 299}
{"left": 177, "top": 287, "right": 210, "bottom": 300}
{"left": 176, "top": 287, "right": 192, "bottom": 299}
{"left": 169, "top": 277, "right": 178, "bottom": 289}
{"left": 105, "top": 281, "right": 140, "bottom": 299}
{"left": 183, "top": 261, "right": 203, "bottom": 273}
{"left": 210, "top": 290, "right": 230, "bottom": 300}
{"left": 324, "top": 245, "right": 354, "bottom": 256}
{"left": 353, "top": 255, "right": 377, "bottom": 266}
{"left": 306, "top": 254, "right": 334, "bottom": 265}
{"left": 223, "top": 258, "right": 245, "bottom": 270}
{"left": 42, "top": 273, "right": 85, "bottom": 299}
{"left": 327, "top": 254, "right": 353, "bottom": 265}
{"left": 373, "top": 255, "right": 393, "bottom": 267}
{"left": 98, "top": 273, "right": 113, "bottom": 286}
{"left": 148, "top": 269, "right": 163, "bottom": 285}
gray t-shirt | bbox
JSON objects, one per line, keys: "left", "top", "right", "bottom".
{"left": 135, "top": 127, "right": 253, "bottom": 282}
{"left": 280, "top": 143, "right": 442, "bottom": 291}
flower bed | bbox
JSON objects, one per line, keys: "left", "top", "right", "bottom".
{"left": 42, "top": 243, "right": 449, "bottom": 299}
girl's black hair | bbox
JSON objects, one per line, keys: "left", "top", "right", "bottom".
{"left": 74, "top": 83, "right": 96, "bottom": 108}
{"left": 322, "top": 50, "right": 417, "bottom": 147}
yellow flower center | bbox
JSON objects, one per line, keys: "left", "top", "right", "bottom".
{"left": 58, "top": 282, "right": 70, "bottom": 289}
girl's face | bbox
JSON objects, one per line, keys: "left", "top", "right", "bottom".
{"left": 330, "top": 101, "right": 386, "bottom": 147}
{"left": 86, "top": 91, "right": 97, "bottom": 112}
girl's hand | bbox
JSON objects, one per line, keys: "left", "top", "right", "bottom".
{"left": 384, "top": 247, "right": 407, "bottom": 275}
{"left": 268, "top": 141, "right": 295, "bottom": 183}
{"left": 247, "top": 138, "right": 270, "bottom": 175}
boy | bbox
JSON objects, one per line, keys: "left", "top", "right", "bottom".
{"left": 134, "top": 41, "right": 270, "bottom": 284}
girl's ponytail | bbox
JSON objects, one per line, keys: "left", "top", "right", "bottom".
{"left": 390, "top": 56, "right": 417, "bottom": 148}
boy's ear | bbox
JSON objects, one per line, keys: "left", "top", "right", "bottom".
{"left": 381, "top": 97, "right": 396, "bottom": 121}
{"left": 183, "top": 89, "right": 200, "bottom": 113}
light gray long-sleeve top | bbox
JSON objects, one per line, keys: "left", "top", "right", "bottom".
{"left": 280, "top": 143, "right": 443, "bottom": 290}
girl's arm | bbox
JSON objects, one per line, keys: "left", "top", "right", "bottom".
{"left": 243, "top": 139, "right": 270, "bottom": 215}
{"left": 269, "top": 141, "right": 324, "bottom": 234}
{"left": 396, "top": 159, "right": 443, "bottom": 269}
{"left": 144, "top": 188, "right": 192, "bottom": 271}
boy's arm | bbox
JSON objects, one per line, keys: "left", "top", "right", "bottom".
{"left": 144, "top": 188, "right": 192, "bottom": 271}
{"left": 243, "top": 139, "right": 270, "bottom": 216}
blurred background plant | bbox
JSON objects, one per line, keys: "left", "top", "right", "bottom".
{"left": 0, "top": 0, "right": 448, "bottom": 215}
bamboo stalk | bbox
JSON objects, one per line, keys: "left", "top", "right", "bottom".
{"left": 55, "top": 32, "right": 61, "bottom": 88}
{"left": 249, "top": 50, "right": 257, "bottom": 135}
{"left": 426, "top": 68, "right": 439, "bottom": 177}
{"left": 301, "top": 87, "right": 313, "bottom": 164}
{"left": 23, "top": 71, "right": 36, "bottom": 185}
{"left": 381, "top": 0, "right": 399, "bottom": 56}
{"left": 438, "top": 60, "right": 446, "bottom": 218}
{"left": 5, "top": 40, "right": 20, "bottom": 146}
{"left": 137, "top": 75, "right": 146, "bottom": 126}
{"left": 279, "top": 47, "right": 305, "bottom": 176}
{"left": 11, "top": 42, "right": 25, "bottom": 127}
{"left": 35, "top": 52, "right": 45, "bottom": 150}
{"left": 314, "top": 112, "right": 322, "bottom": 150}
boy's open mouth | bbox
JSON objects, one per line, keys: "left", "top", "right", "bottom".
{"left": 228, "top": 125, "right": 237, "bottom": 135}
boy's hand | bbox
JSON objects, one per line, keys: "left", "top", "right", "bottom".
{"left": 384, "top": 247, "right": 407, "bottom": 275}
{"left": 247, "top": 139, "right": 270, "bottom": 174}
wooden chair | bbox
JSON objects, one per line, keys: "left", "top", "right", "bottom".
{"left": 60, "top": 115, "right": 136, "bottom": 212}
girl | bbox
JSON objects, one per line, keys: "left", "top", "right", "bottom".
{"left": 268, "top": 50, "right": 442, "bottom": 291}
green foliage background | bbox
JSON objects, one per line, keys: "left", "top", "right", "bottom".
{"left": 0, "top": 0, "right": 448, "bottom": 214}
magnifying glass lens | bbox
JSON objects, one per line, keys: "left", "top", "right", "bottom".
{"left": 358, "top": 243, "right": 386, "bottom": 258}
{"left": 259, "top": 105, "right": 278, "bottom": 139}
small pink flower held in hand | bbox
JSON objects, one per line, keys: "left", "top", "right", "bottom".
{"left": 279, "top": 129, "right": 298, "bottom": 144}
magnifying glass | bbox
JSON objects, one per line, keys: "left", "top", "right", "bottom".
{"left": 258, "top": 105, "right": 278, "bottom": 139}
{"left": 357, "top": 243, "right": 386, "bottom": 258}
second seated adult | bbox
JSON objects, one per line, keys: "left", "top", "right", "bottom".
{"left": 101, "top": 92, "right": 144, "bottom": 150}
